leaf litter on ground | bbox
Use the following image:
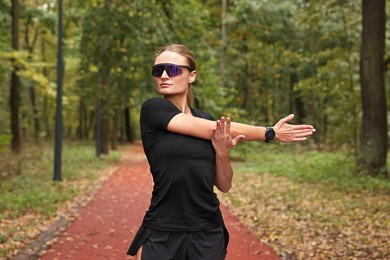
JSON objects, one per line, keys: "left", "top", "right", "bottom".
{"left": 217, "top": 168, "right": 390, "bottom": 259}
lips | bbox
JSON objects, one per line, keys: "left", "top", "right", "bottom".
{"left": 160, "top": 83, "right": 171, "bottom": 88}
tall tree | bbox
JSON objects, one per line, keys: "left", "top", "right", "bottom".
{"left": 221, "top": 0, "right": 227, "bottom": 89}
{"left": 25, "top": 8, "right": 41, "bottom": 141}
{"left": 357, "top": 0, "right": 387, "bottom": 176}
{"left": 10, "top": 0, "right": 21, "bottom": 153}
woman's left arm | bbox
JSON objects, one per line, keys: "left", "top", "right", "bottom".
{"left": 212, "top": 117, "right": 245, "bottom": 193}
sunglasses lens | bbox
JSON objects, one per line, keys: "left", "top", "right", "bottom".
{"left": 165, "top": 65, "right": 182, "bottom": 77}
{"left": 152, "top": 65, "right": 164, "bottom": 77}
{"left": 152, "top": 64, "right": 184, "bottom": 77}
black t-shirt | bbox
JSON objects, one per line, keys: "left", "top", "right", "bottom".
{"left": 140, "top": 97, "right": 223, "bottom": 231}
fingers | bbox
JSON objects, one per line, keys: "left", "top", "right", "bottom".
{"left": 275, "top": 114, "right": 294, "bottom": 128}
{"left": 281, "top": 128, "right": 315, "bottom": 142}
{"left": 274, "top": 114, "right": 316, "bottom": 139}
{"left": 295, "top": 132, "right": 313, "bottom": 139}
{"left": 292, "top": 124, "right": 316, "bottom": 131}
{"left": 212, "top": 128, "right": 217, "bottom": 137}
{"left": 293, "top": 130, "right": 316, "bottom": 141}
{"left": 213, "top": 116, "right": 244, "bottom": 148}
{"left": 217, "top": 116, "right": 231, "bottom": 136}
{"left": 226, "top": 117, "right": 231, "bottom": 135}
{"left": 219, "top": 117, "right": 225, "bottom": 134}
{"left": 284, "top": 114, "right": 294, "bottom": 121}
{"left": 293, "top": 137, "right": 308, "bottom": 142}
{"left": 216, "top": 119, "right": 221, "bottom": 132}
{"left": 232, "top": 135, "right": 245, "bottom": 145}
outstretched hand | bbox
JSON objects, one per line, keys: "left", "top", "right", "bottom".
{"left": 273, "top": 114, "right": 316, "bottom": 142}
{"left": 211, "top": 117, "right": 245, "bottom": 154}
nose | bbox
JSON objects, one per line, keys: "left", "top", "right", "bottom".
{"left": 161, "top": 70, "right": 169, "bottom": 78}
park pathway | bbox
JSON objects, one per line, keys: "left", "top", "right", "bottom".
{"left": 39, "top": 144, "right": 279, "bottom": 260}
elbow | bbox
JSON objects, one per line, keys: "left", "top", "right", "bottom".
{"left": 215, "top": 174, "right": 233, "bottom": 193}
{"left": 217, "top": 184, "right": 232, "bottom": 193}
{"left": 220, "top": 188, "right": 231, "bottom": 193}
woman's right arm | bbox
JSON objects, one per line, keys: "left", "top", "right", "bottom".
{"left": 167, "top": 113, "right": 315, "bottom": 143}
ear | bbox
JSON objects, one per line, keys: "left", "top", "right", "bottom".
{"left": 189, "top": 70, "right": 197, "bottom": 84}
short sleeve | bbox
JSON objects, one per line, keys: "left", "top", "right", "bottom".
{"left": 140, "top": 98, "right": 181, "bottom": 130}
{"left": 191, "top": 108, "right": 214, "bottom": 121}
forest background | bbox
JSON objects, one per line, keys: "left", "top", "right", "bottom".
{"left": 0, "top": 0, "right": 389, "bottom": 259}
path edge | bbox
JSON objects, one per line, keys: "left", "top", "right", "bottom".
{"left": 11, "top": 166, "right": 118, "bottom": 260}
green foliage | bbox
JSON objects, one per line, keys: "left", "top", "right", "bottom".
{"left": 0, "top": 0, "right": 10, "bottom": 50}
{"left": 0, "top": 0, "right": 388, "bottom": 168}
{"left": 0, "top": 134, "right": 11, "bottom": 146}
{"left": 0, "top": 0, "right": 11, "bottom": 88}
{"left": 222, "top": 0, "right": 365, "bottom": 150}
{"left": 296, "top": 47, "right": 361, "bottom": 146}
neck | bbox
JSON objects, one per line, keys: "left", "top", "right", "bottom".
{"left": 164, "top": 95, "right": 191, "bottom": 114}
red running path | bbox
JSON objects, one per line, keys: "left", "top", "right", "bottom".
{"left": 40, "top": 144, "right": 279, "bottom": 260}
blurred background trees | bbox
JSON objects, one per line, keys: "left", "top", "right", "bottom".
{"left": 0, "top": 0, "right": 388, "bottom": 176}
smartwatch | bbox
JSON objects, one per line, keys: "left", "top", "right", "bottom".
{"left": 265, "top": 127, "right": 275, "bottom": 143}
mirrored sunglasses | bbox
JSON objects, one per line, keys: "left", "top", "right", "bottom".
{"left": 151, "top": 63, "right": 191, "bottom": 77}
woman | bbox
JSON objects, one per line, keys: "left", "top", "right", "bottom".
{"left": 127, "top": 44, "right": 315, "bottom": 260}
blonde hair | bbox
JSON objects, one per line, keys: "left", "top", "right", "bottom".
{"left": 153, "top": 44, "right": 197, "bottom": 107}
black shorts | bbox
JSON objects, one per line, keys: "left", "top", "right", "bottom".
{"left": 127, "top": 225, "right": 229, "bottom": 260}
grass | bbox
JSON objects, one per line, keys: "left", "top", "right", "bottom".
{"left": 0, "top": 141, "right": 121, "bottom": 258}
{"left": 230, "top": 141, "right": 390, "bottom": 194}
{"left": 0, "top": 142, "right": 120, "bottom": 219}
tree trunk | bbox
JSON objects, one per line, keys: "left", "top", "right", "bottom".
{"left": 29, "top": 86, "right": 40, "bottom": 140}
{"left": 10, "top": 0, "right": 21, "bottom": 153}
{"left": 88, "top": 110, "right": 95, "bottom": 139}
{"left": 294, "top": 91, "right": 305, "bottom": 125}
{"left": 101, "top": 106, "right": 110, "bottom": 154}
{"left": 220, "top": 0, "right": 227, "bottom": 88}
{"left": 289, "top": 66, "right": 306, "bottom": 124}
{"left": 111, "top": 108, "right": 120, "bottom": 150}
{"left": 43, "top": 94, "right": 50, "bottom": 139}
{"left": 259, "top": 58, "right": 269, "bottom": 123}
{"left": 357, "top": 0, "right": 388, "bottom": 176}
{"left": 25, "top": 23, "right": 40, "bottom": 141}
{"left": 77, "top": 98, "right": 85, "bottom": 140}
{"left": 77, "top": 98, "right": 89, "bottom": 140}
{"left": 289, "top": 65, "right": 296, "bottom": 115}
{"left": 41, "top": 38, "right": 50, "bottom": 139}
{"left": 83, "top": 100, "right": 88, "bottom": 139}
{"left": 100, "top": 71, "right": 110, "bottom": 155}
{"left": 241, "top": 34, "right": 249, "bottom": 110}
{"left": 124, "top": 107, "right": 133, "bottom": 143}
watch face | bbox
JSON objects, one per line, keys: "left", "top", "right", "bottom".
{"left": 266, "top": 128, "right": 275, "bottom": 139}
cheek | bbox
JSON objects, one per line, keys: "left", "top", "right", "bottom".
{"left": 154, "top": 78, "right": 163, "bottom": 87}
{"left": 176, "top": 77, "right": 189, "bottom": 87}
